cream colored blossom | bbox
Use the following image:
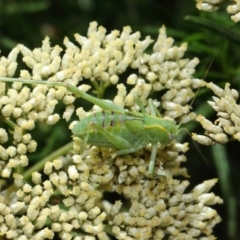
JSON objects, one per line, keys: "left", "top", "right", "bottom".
{"left": 196, "top": 0, "right": 240, "bottom": 22}
{"left": 196, "top": 0, "right": 225, "bottom": 12}
{"left": 193, "top": 82, "right": 240, "bottom": 145}
{"left": 0, "top": 22, "right": 222, "bottom": 239}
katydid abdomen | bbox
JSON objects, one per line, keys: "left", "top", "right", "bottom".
{"left": 73, "top": 110, "right": 138, "bottom": 149}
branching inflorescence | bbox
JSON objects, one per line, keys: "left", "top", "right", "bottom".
{"left": 196, "top": 0, "right": 240, "bottom": 22}
{"left": 0, "top": 22, "right": 224, "bottom": 239}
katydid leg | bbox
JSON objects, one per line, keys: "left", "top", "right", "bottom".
{"left": 148, "top": 99, "right": 157, "bottom": 117}
{"left": 148, "top": 144, "right": 158, "bottom": 175}
{"left": 68, "top": 85, "right": 125, "bottom": 112}
{"left": 116, "top": 143, "right": 146, "bottom": 156}
{"left": 0, "top": 78, "right": 125, "bottom": 113}
{"left": 93, "top": 124, "right": 148, "bottom": 156}
{"left": 135, "top": 96, "right": 147, "bottom": 114}
{"left": 80, "top": 132, "right": 90, "bottom": 153}
{"left": 93, "top": 124, "right": 133, "bottom": 150}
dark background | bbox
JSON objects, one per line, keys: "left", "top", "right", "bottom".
{"left": 0, "top": 1, "right": 239, "bottom": 239}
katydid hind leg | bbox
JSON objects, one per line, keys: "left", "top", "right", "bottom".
{"left": 80, "top": 132, "right": 90, "bottom": 154}
{"left": 93, "top": 124, "right": 133, "bottom": 150}
{"left": 93, "top": 124, "right": 149, "bottom": 156}
{"left": 68, "top": 85, "right": 125, "bottom": 112}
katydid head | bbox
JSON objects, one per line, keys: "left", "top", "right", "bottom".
{"left": 144, "top": 114, "right": 178, "bottom": 146}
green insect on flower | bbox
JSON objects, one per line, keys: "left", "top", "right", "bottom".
{"left": 0, "top": 78, "right": 180, "bottom": 176}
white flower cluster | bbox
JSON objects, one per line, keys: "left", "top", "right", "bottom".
{"left": 193, "top": 82, "right": 240, "bottom": 145}
{"left": 0, "top": 22, "right": 223, "bottom": 239}
{"left": 0, "top": 159, "right": 108, "bottom": 240}
{"left": 105, "top": 178, "right": 222, "bottom": 240}
{"left": 196, "top": 0, "right": 225, "bottom": 12}
{"left": 196, "top": 0, "right": 240, "bottom": 22}
{"left": 0, "top": 149, "right": 223, "bottom": 240}
{"left": 227, "top": 0, "right": 240, "bottom": 22}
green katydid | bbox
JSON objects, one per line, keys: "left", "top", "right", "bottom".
{"left": 0, "top": 77, "right": 179, "bottom": 175}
